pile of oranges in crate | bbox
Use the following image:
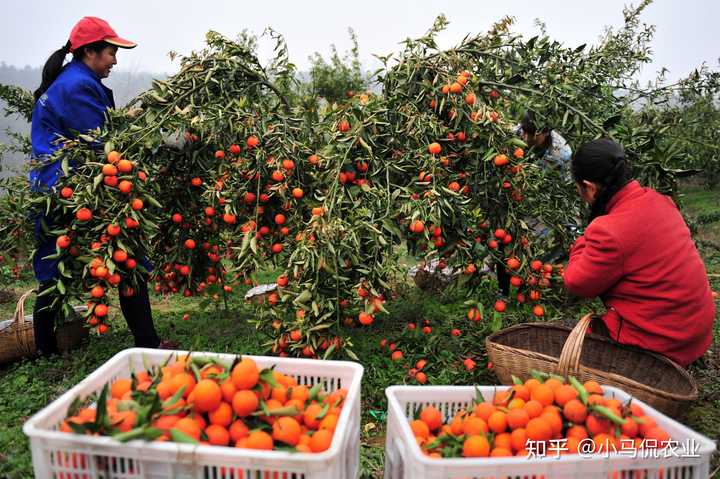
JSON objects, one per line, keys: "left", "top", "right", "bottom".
{"left": 409, "top": 372, "right": 672, "bottom": 458}
{"left": 60, "top": 354, "right": 347, "bottom": 453}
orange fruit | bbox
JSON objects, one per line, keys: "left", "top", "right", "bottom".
{"left": 524, "top": 378, "right": 541, "bottom": 391}
{"left": 303, "top": 403, "right": 324, "bottom": 430}
{"left": 629, "top": 402, "right": 645, "bottom": 417}
{"left": 583, "top": 380, "right": 604, "bottom": 395}
{"left": 565, "top": 436, "right": 581, "bottom": 454}
{"left": 220, "top": 379, "right": 237, "bottom": 403}
{"left": 78, "top": 408, "right": 97, "bottom": 422}
{"left": 110, "top": 379, "right": 132, "bottom": 399}
{"left": 643, "top": 426, "right": 670, "bottom": 446}
{"left": 156, "top": 381, "right": 173, "bottom": 400}
{"left": 621, "top": 417, "right": 638, "bottom": 438}
{"left": 494, "top": 432, "right": 512, "bottom": 450}
{"left": 246, "top": 430, "right": 274, "bottom": 450}
{"left": 449, "top": 414, "right": 465, "bottom": 436}
{"left": 205, "top": 425, "right": 230, "bottom": 446}
{"left": 524, "top": 400, "right": 544, "bottom": 419}
{"left": 173, "top": 417, "right": 202, "bottom": 441}
{"left": 420, "top": 406, "right": 443, "bottom": 431}
{"left": 170, "top": 372, "right": 196, "bottom": 398}
{"left": 107, "top": 150, "right": 121, "bottom": 163}
{"left": 530, "top": 384, "right": 554, "bottom": 407}
{"left": 554, "top": 385, "right": 578, "bottom": 407}
{"left": 507, "top": 398, "right": 526, "bottom": 410}
{"left": 76, "top": 208, "right": 93, "bottom": 222}
{"left": 296, "top": 443, "right": 312, "bottom": 453}
{"left": 284, "top": 398, "right": 305, "bottom": 422}
{"left": 507, "top": 408, "right": 530, "bottom": 430}
{"left": 638, "top": 416, "right": 658, "bottom": 437}
{"left": 272, "top": 417, "right": 302, "bottom": 446}
{"left": 111, "top": 410, "right": 136, "bottom": 432}
{"left": 474, "top": 402, "right": 496, "bottom": 421}
{"left": 411, "top": 419, "right": 430, "bottom": 439}
{"left": 118, "top": 180, "right": 133, "bottom": 194}
{"left": 231, "top": 357, "right": 259, "bottom": 390}
{"left": 563, "top": 399, "right": 587, "bottom": 424}
{"left": 229, "top": 419, "right": 249, "bottom": 443}
{"left": 526, "top": 417, "right": 552, "bottom": 442}
{"left": 463, "top": 417, "right": 488, "bottom": 436}
{"left": 511, "top": 384, "right": 531, "bottom": 401}
{"left": 566, "top": 425, "right": 588, "bottom": 440}
{"left": 462, "top": 435, "right": 490, "bottom": 457}
{"left": 543, "top": 378, "right": 563, "bottom": 391}
{"left": 153, "top": 414, "right": 181, "bottom": 431}
{"left": 586, "top": 414, "right": 611, "bottom": 436}
{"left": 271, "top": 385, "right": 288, "bottom": 403}
{"left": 488, "top": 411, "right": 507, "bottom": 434}
{"left": 490, "top": 447, "right": 513, "bottom": 457}
{"left": 541, "top": 411, "right": 563, "bottom": 437}
{"left": 193, "top": 379, "right": 222, "bottom": 413}
{"left": 208, "top": 402, "right": 233, "bottom": 427}
{"left": 510, "top": 428, "right": 527, "bottom": 451}
{"left": 319, "top": 414, "right": 339, "bottom": 432}
{"left": 310, "top": 429, "right": 333, "bottom": 452}
{"left": 117, "top": 159, "right": 133, "bottom": 173}
{"left": 290, "top": 385, "right": 310, "bottom": 402}
{"left": 190, "top": 413, "right": 206, "bottom": 431}
{"left": 232, "top": 390, "right": 259, "bottom": 417}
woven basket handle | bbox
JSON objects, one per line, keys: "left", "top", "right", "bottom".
{"left": 13, "top": 289, "right": 36, "bottom": 355}
{"left": 556, "top": 313, "right": 594, "bottom": 378}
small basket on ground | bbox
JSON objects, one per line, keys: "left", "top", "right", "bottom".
{"left": 23, "top": 348, "right": 364, "bottom": 479}
{"left": 244, "top": 283, "right": 278, "bottom": 305}
{"left": 384, "top": 384, "right": 715, "bottom": 479}
{"left": 408, "top": 259, "right": 459, "bottom": 292}
{"left": 485, "top": 313, "right": 698, "bottom": 417}
{"left": 0, "top": 289, "right": 88, "bottom": 364}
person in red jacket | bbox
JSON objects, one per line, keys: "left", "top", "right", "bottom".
{"left": 563, "top": 138, "right": 715, "bottom": 367}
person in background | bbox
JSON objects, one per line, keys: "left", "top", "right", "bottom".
{"left": 495, "top": 111, "right": 575, "bottom": 296}
{"left": 563, "top": 138, "right": 714, "bottom": 367}
{"left": 30, "top": 16, "right": 171, "bottom": 356}
{"left": 517, "top": 110, "right": 573, "bottom": 177}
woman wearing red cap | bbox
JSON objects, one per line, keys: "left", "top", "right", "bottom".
{"left": 30, "top": 17, "right": 170, "bottom": 355}
{"left": 563, "top": 138, "right": 715, "bottom": 367}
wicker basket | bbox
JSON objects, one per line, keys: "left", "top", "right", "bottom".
{"left": 0, "top": 289, "right": 89, "bottom": 364}
{"left": 485, "top": 313, "right": 699, "bottom": 417}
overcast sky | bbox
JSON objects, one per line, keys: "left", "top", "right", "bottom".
{"left": 1, "top": 0, "right": 717, "bottom": 85}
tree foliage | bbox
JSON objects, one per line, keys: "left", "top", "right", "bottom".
{"left": 0, "top": 3, "right": 718, "bottom": 356}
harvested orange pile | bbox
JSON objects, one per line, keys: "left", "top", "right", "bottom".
{"left": 410, "top": 373, "right": 671, "bottom": 458}
{"left": 60, "top": 354, "right": 347, "bottom": 453}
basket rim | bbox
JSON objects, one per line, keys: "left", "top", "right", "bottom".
{"left": 23, "top": 347, "right": 364, "bottom": 465}
{"left": 485, "top": 322, "right": 699, "bottom": 401}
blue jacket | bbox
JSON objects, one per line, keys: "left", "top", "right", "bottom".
{"left": 30, "top": 59, "right": 114, "bottom": 192}
{"left": 30, "top": 60, "right": 116, "bottom": 281}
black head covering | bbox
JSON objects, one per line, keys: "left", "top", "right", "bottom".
{"left": 572, "top": 138, "right": 632, "bottom": 221}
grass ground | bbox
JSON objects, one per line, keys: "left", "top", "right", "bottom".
{"left": 0, "top": 181, "right": 719, "bottom": 478}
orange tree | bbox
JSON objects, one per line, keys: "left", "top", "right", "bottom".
{"left": 3, "top": 3, "right": 719, "bottom": 355}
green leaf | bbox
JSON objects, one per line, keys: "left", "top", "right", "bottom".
{"left": 169, "top": 428, "right": 200, "bottom": 444}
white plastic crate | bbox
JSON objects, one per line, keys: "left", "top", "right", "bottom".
{"left": 23, "top": 348, "right": 364, "bottom": 479}
{"left": 384, "top": 385, "right": 716, "bottom": 479}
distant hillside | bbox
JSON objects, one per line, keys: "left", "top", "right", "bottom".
{"left": 0, "top": 62, "right": 158, "bottom": 177}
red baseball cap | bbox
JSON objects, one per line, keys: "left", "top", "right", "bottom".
{"left": 69, "top": 17, "right": 137, "bottom": 52}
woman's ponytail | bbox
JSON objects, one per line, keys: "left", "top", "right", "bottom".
{"left": 571, "top": 138, "right": 632, "bottom": 222}
{"left": 33, "top": 40, "right": 71, "bottom": 103}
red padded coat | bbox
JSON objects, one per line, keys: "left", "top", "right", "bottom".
{"left": 563, "top": 180, "right": 715, "bottom": 366}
